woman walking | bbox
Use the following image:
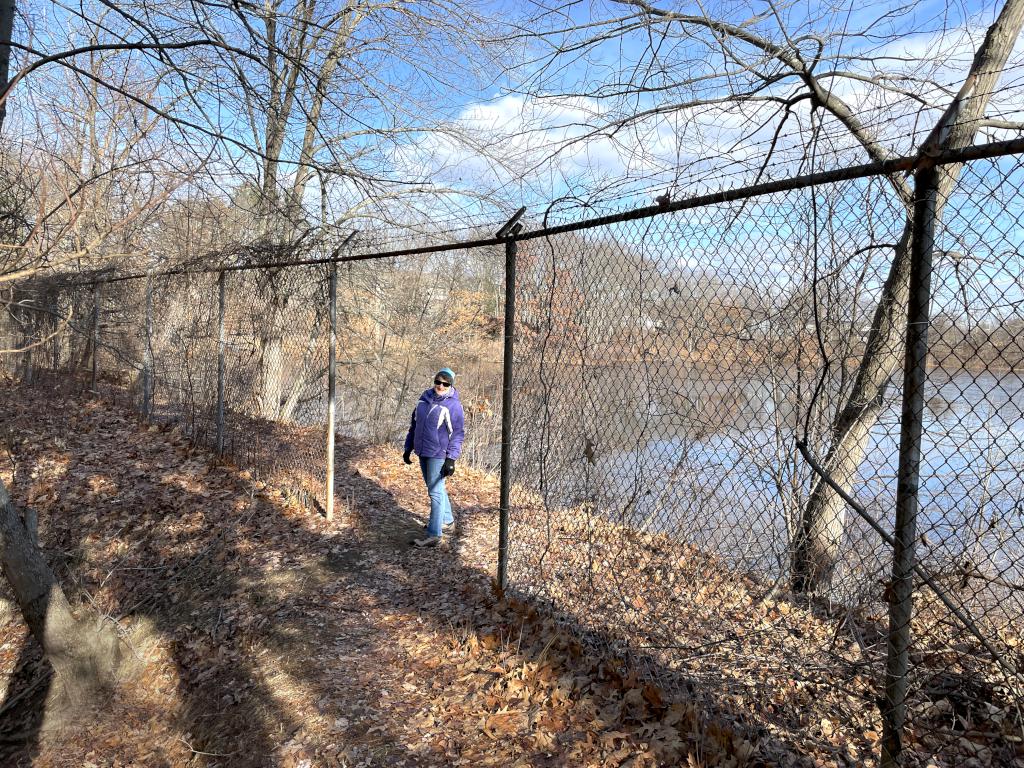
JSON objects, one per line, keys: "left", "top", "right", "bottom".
{"left": 403, "top": 367, "right": 465, "bottom": 548}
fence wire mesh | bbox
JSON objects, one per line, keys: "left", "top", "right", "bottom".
{"left": 148, "top": 272, "right": 219, "bottom": 444}
{"left": 0, "top": 245, "right": 506, "bottom": 511}
{"left": 905, "top": 156, "right": 1024, "bottom": 766}
{"left": 1, "top": 150, "right": 1023, "bottom": 767}
{"left": 335, "top": 250, "right": 504, "bottom": 466}
{"left": 506, "top": 159, "right": 1023, "bottom": 766}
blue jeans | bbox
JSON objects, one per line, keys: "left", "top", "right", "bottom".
{"left": 419, "top": 456, "right": 454, "bottom": 537}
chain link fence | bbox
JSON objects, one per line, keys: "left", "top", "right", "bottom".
{"left": 505, "top": 153, "right": 1024, "bottom": 766}
{"left": 0, "top": 245, "right": 505, "bottom": 513}
{"left": 910, "top": 156, "right": 1024, "bottom": 766}
{"left": 508, "top": 179, "right": 908, "bottom": 765}
{"left": 2, "top": 146, "right": 1024, "bottom": 766}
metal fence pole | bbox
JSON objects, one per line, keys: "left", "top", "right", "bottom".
{"left": 497, "top": 207, "right": 525, "bottom": 592}
{"left": 881, "top": 163, "right": 938, "bottom": 767}
{"left": 326, "top": 261, "right": 337, "bottom": 521}
{"left": 142, "top": 276, "right": 154, "bottom": 420}
{"left": 216, "top": 271, "right": 226, "bottom": 457}
{"left": 91, "top": 282, "right": 100, "bottom": 391}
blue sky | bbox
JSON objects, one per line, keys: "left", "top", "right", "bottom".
{"left": 9, "top": 0, "right": 1024, "bottom": 231}
{"left": 6, "top": 0, "right": 1023, "bottom": 326}
{"left": 379, "top": 0, "right": 1024, "bottom": 225}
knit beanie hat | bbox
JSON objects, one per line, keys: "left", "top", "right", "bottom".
{"left": 436, "top": 367, "right": 456, "bottom": 386}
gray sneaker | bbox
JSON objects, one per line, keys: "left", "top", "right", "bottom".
{"left": 423, "top": 521, "right": 455, "bottom": 531}
{"left": 411, "top": 535, "right": 442, "bottom": 548}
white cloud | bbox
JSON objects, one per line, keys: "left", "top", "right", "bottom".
{"left": 387, "top": 8, "right": 1024, "bottom": 220}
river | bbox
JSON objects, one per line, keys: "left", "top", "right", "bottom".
{"left": 521, "top": 366, "right": 1024, "bottom": 600}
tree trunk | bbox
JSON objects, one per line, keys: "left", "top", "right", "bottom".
{"left": 0, "top": 0, "right": 132, "bottom": 708}
{"left": 279, "top": 324, "right": 323, "bottom": 423}
{"left": 792, "top": 0, "right": 1024, "bottom": 592}
{"left": 258, "top": 331, "right": 284, "bottom": 421}
{"left": 792, "top": 223, "right": 913, "bottom": 590}
{"left": 0, "top": 480, "right": 129, "bottom": 704}
{"left": 251, "top": 274, "right": 291, "bottom": 422}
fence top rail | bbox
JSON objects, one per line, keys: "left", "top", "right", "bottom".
{"left": 27, "top": 136, "right": 1024, "bottom": 289}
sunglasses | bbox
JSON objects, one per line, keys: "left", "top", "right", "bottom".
{"left": 433, "top": 378, "right": 452, "bottom": 387}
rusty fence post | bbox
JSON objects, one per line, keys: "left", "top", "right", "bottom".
{"left": 326, "top": 260, "right": 337, "bottom": 521}
{"left": 142, "top": 275, "right": 154, "bottom": 420}
{"left": 881, "top": 163, "right": 938, "bottom": 767}
{"left": 91, "top": 282, "right": 100, "bottom": 391}
{"left": 217, "top": 271, "right": 226, "bottom": 456}
{"left": 497, "top": 207, "right": 525, "bottom": 592}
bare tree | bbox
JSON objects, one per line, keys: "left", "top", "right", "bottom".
{"left": 155, "top": 0, "right": 507, "bottom": 418}
{"left": 0, "top": 5, "right": 207, "bottom": 704}
{"left": 519, "top": 0, "right": 1024, "bottom": 591}
{"left": 0, "top": 0, "right": 514, "bottom": 703}
{"left": 0, "top": 0, "right": 12, "bottom": 134}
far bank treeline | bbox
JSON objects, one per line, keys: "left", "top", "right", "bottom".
{"left": 9, "top": 198, "right": 1021, "bottom": 476}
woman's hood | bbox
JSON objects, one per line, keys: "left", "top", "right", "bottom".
{"left": 420, "top": 387, "right": 461, "bottom": 404}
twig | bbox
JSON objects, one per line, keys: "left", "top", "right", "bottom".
{"left": 796, "top": 439, "right": 1018, "bottom": 677}
{"left": 97, "top": 523, "right": 133, "bottom": 590}
{"left": 0, "top": 310, "right": 73, "bottom": 355}
{"left": 953, "top": 567, "right": 1024, "bottom": 594}
{"left": 177, "top": 736, "right": 233, "bottom": 758}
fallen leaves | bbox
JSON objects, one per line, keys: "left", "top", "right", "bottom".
{"left": 483, "top": 709, "right": 526, "bottom": 739}
{"left": 2, "top": 380, "right": 1017, "bottom": 768}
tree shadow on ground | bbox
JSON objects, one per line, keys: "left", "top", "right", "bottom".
{"left": 0, "top": 384, "right": 817, "bottom": 767}
{"left": 0, "top": 635, "right": 50, "bottom": 766}
{"left": 0, "top": 412, "right": 53, "bottom": 768}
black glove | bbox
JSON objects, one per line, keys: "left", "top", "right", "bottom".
{"left": 402, "top": 449, "right": 413, "bottom": 465}
{"left": 441, "top": 458, "right": 456, "bottom": 477}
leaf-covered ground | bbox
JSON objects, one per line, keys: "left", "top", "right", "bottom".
{"left": 1, "top": 381, "right": 1015, "bottom": 767}
{"left": 0, "top": 382, "right": 772, "bottom": 767}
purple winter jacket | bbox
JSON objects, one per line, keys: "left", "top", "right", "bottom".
{"left": 404, "top": 387, "right": 466, "bottom": 459}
